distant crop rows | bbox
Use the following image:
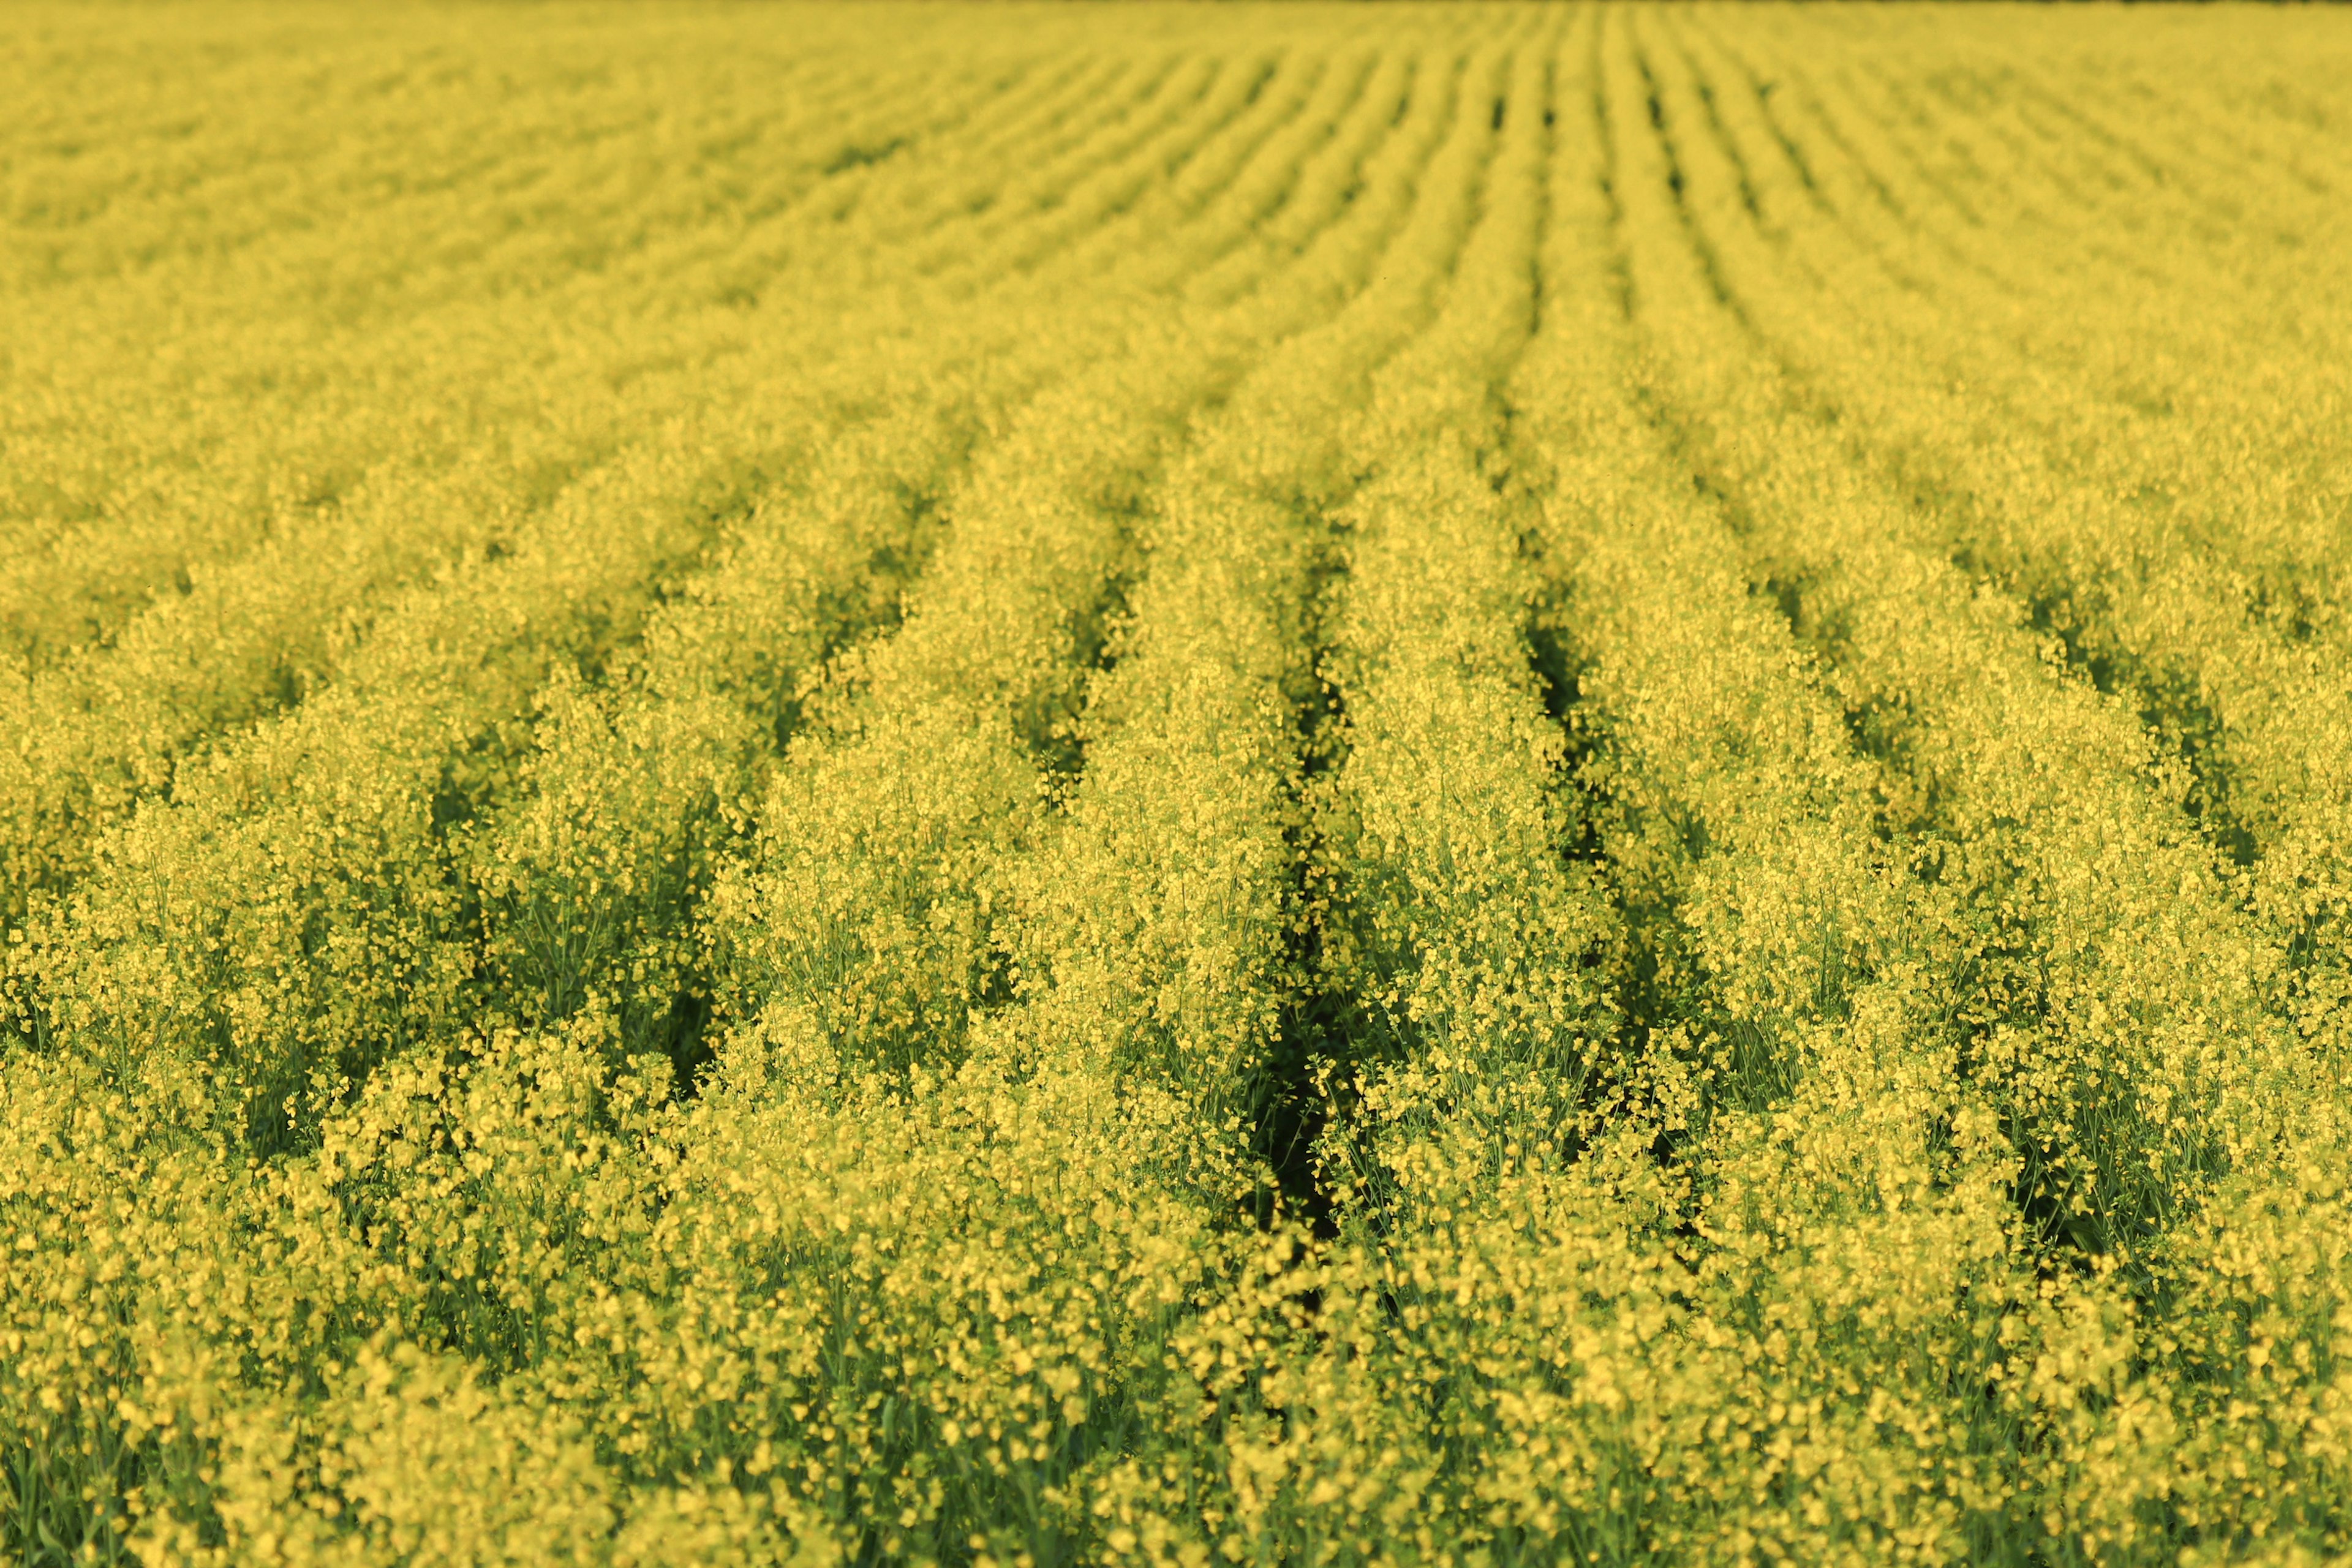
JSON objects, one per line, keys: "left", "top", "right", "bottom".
{"left": 6, "top": 5, "right": 2352, "bottom": 1565}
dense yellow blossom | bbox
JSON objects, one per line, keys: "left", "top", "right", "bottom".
{"left": 6, "top": 3, "right": 2351, "bottom": 1564}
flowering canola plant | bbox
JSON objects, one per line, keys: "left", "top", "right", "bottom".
{"left": 6, "top": 3, "right": 2352, "bottom": 1564}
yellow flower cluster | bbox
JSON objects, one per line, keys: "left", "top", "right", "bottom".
{"left": 6, "top": 4, "right": 2351, "bottom": 1565}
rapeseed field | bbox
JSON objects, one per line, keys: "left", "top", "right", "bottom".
{"left": 7, "top": 2, "right": 2352, "bottom": 1563}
